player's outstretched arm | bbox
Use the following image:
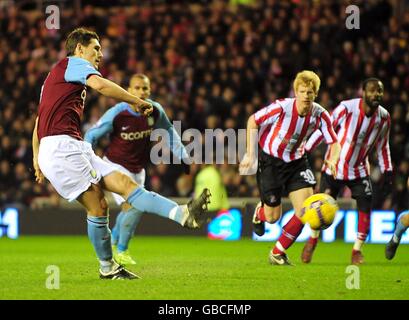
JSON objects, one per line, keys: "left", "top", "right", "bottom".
{"left": 318, "top": 109, "right": 340, "bottom": 177}
{"left": 84, "top": 106, "right": 120, "bottom": 147}
{"left": 376, "top": 116, "right": 393, "bottom": 196}
{"left": 325, "top": 141, "right": 341, "bottom": 177}
{"left": 154, "top": 103, "right": 190, "bottom": 171}
{"left": 32, "top": 117, "right": 45, "bottom": 184}
{"left": 376, "top": 116, "right": 392, "bottom": 174}
{"left": 240, "top": 101, "right": 281, "bottom": 174}
{"left": 86, "top": 75, "right": 153, "bottom": 116}
{"left": 239, "top": 115, "right": 258, "bottom": 175}
{"left": 245, "top": 115, "right": 259, "bottom": 158}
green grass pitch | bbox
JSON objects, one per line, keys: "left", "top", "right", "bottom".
{"left": 1, "top": 236, "right": 408, "bottom": 300}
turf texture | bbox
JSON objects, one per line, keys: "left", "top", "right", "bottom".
{"left": 0, "top": 236, "right": 408, "bottom": 300}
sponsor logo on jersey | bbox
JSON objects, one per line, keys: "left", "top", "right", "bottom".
{"left": 121, "top": 129, "right": 153, "bottom": 141}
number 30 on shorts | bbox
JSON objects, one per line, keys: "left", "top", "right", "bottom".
{"left": 300, "top": 169, "right": 316, "bottom": 184}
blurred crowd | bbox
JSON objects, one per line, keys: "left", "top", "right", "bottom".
{"left": 0, "top": 0, "right": 408, "bottom": 212}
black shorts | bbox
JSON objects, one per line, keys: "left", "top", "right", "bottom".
{"left": 256, "top": 150, "right": 316, "bottom": 207}
{"left": 319, "top": 173, "right": 373, "bottom": 212}
{"left": 319, "top": 173, "right": 373, "bottom": 199}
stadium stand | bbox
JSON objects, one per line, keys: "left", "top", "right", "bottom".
{"left": 0, "top": 0, "right": 408, "bottom": 213}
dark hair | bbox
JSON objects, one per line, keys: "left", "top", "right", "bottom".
{"left": 362, "top": 77, "right": 382, "bottom": 90}
{"left": 65, "top": 28, "right": 100, "bottom": 56}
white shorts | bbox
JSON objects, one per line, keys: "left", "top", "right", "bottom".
{"left": 103, "top": 156, "right": 146, "bottom": 205}
{"left": 38, "top": 135, "right": 115, "bottom": 202}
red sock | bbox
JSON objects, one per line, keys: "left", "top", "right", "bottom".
{"left": 308, "top": 237, "right": 318, "bottom": 246}
{"left": 257, "top": 206, "right": 266, "bottom": 222}
{"left": 357, "top": 210, "right": 370, "bottom": 241}
{"left": 273, "top": 215, "right": 304, "bottom": 254}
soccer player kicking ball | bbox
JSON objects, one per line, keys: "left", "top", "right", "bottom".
{"left": 32, "top": 28, "right": 210, "bottom": 280}
{"left": 385, "top": 178, "right": 409, "bottom": 260}
{"left": 240, "top": 70, "right": 341, "bottom": 266}
{"left": 302, "top": 78, "right": 393, "bottom": 265}
{"left": 84, "top": 74, "right": 191, "bottom": 266}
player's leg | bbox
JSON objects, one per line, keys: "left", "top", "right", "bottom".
{"left": 301, "top": 173, "right": 341, "bottom": 263}
{"left": 253, "top": 202, "right": 282, "bottom": 237}
{"left": 103, "top": 160, "right": 146, "bottom": 258}
{"left": 270, "top": 157, "right": 317, "bottom": 266}
{"left": 77, "top": 185, "right": 113, "bottom": 268}
{"left": 113, "top": 169, "right": 145, "bottom": 265}
{"left": 114, "top": 202, "right": 142, "bottom": 265}
{"left": 111, "top": 209, "right": 124, "bottom": 248}
{"left": 349, "top": 177, "right": 373, "bottom": 265}
{"left": 385, "top": 211, "right": 409, "bottom": 260}
{"left": 254, "top": 202, "right": 282, "bottom": 227}
{"left": 253, "top": 151, "right": 283, "bottom": 236}
{"left": 101, "top": 170, "right": 210, "bottom": 228}
{"left": 77, "top": 184, "right": 139, "bottom": 280}
{"left": 270, "top": 187, "right": 313, "bottom": 265}
{"left": 37, "top": 137, "right": 138, "bottom": 279}
{"left": 90, "top": 151, "right": 210, "bottom": 228}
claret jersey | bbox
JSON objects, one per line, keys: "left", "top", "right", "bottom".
{"left": 85, "top": 99, "right": 188, "bottom": 173}
{"left": 37, "top": 57, "right": 101, "bottom": 140}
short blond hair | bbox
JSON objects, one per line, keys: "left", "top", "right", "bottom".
{"left": 293, "top": 70, "right": 321, "bottom": 94}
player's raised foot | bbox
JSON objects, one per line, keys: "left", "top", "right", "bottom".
{"left": 252, "top": 202, "right": 265, "bottom": 236}
{"left": 301, "top": 241, "right": 317, "bottom": 264}
{"left": 114, "top": 250, "right": 137, "bottom": 266}
{"left": 182, "top": 188, "right": 211, "bottom": 229}
{"left": 385, "top": 239, "right": 399, "bottom": 260}
{"left": 351, "top": 250, "right": 364, "bottom": 265}
{"left": 268, "top": 251, "right": 294, "bottom": 266}
{"left": 99, "top": 262, "right": 140, "bottom": 280}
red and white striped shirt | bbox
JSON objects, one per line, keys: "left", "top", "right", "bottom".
{"left": 254, "top": 98, "right": 337, "bottom": 162}
{"left": 305, "top": 98, "right": 392, "bottom": 180}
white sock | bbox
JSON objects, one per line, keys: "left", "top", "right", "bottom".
{"left": 353, "top": 239, "right": 364, "bottom": 251}
{"left": 274, "top": 242, "right": 286, "bottom": 253}
{"left": 169, "top": 206, "right": 179, "bottom": 221}
{"left": 310, "top": 230, "right": 320, "bottom": 239}
{"left": 170, "top": 205, "right": 186, "bottom": 225}
{"left": 100, "top": 259, "right": 115, "bottom": 273}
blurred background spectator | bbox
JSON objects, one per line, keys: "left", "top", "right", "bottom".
{"left": 0, "top": 0, "right": 408, "bottom": 213}
{"left": 195, "top": 163, "right": 230, "bottom": 213}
